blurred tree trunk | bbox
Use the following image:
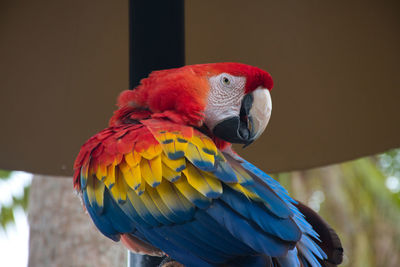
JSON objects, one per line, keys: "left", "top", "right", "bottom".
{"left": 28, "top": 175, "right": 126, "bottom": 267}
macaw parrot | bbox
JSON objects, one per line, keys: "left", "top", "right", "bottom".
{"left": 73, "top": 63, "right": 343, "bottom": 267}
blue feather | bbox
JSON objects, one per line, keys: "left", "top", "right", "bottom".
{"left": 82, "top": 190, "right": 120, "bottom": 241}
{"left": 155, "top": 225, "right": 232, "bottom": 263}
{"left": 137, "top": 191, "right": 175, "bottom": 225}
{"left": 221, "top": 185, "right": 301, "bottom": 242}
{"left": 102, "top": 188, "right": 136, "bottom": 233}
{"left": 226, "top": 255, "right": 273, "bottom": 267}
{"left": 299, "top": 235, "right": 326, "bottom": 261}
{"left": 238, "top": 157, "right": 327, "bottom": 266}
{"left": 226, "top": 158, "right": 293, "bottom": 219}
{"left": 135, "top": 225, "right": 213, "bottom": 267}
{"left": 276, "top": 247, "right": 301, "bottom": 267}
{"left": 298, "top": 242, "right": 321, "bottom": 267}
{"left": 194, "top": 210, "right": 254, "bottom": 254}
{"left": 125, "top": 190, "right": 162, "bottom": 227}
{"left": 145, "top": 186, "right": 189, "bottom": 223}
{"left": 206, "top": 201, "right": 290, "bottom": 257}
{"left": 167, "top": 151, "right": 185, "bottom": 160}
{"left": 213, "top": 160, "right": 238, "bottom": 183}
{"left": 117, "top": 194, "right": 152, "bottom": 227}
{"left": 175, "top": 223, "right": 235, "bottom": 259}
{"left": 299, "top": 254, "right": 312, "bottom": 267}
{"left": 245, "top": 178, "right": 293, "bottom": 219}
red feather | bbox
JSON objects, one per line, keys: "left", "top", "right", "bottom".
{"left": 74, "top": 63, "right": 274, "bottom": 189}
{"left": 73, "top": 124, "right": 159, "bottom": 190}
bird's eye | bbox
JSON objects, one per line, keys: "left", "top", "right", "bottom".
{"left": 222, "top": 76, "right": 231, "bottom": 86}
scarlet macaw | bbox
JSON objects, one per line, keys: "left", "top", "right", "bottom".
{"left": 73, "top": 63, "right": 342, "bottom": 267}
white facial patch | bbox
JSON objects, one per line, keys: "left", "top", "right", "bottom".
{"left": 204, "top": 73, "right": 246, "bottom": 130}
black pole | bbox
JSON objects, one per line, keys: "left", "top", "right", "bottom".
{"left": 128, "top": 0, "right": 185, "bottom": 266}
{"left": 129, "top": 0, "right": 185, "bottom": 89}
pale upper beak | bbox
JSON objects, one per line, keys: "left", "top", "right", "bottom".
{"left": 212, "top": 88, "right": 272, "bottom": 146}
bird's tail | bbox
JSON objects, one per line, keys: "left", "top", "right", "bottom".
{"left": 294, "top": 202, "right": 343, "bottom": 267}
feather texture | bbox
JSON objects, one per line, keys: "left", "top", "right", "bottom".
{"left": 74, "top": 117, "right": 334, "bottom": 267}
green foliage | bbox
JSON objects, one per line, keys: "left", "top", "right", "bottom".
{"left": 275, "top": 152, "right": 400, "bottom": 267}
{"left": 0, "top": 206, "right": 15, "bottom": 229}
{"left": 0, "top": 170, "right": 11, "bottom": 180}
{"left": 0, "top": 171, "right": 31, "bottom": 230}
{"left": 379, "top": 149, "right": 400, "bottom": 177}
{"left": 378, "top": 149, "right": 400, "bottom": 196}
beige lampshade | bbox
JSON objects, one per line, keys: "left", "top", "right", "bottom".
{"left": 0, "top": 0, "right": 399, "bottom": 175}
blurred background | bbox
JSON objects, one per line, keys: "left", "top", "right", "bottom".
{"left": 0, "top": 0, "right": 399, "bottom": 266}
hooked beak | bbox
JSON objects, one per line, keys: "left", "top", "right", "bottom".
{"left": 213, "top": 88, "right": 272, "bottom": 146}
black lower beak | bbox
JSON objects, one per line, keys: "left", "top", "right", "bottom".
{"left": 212, "top": 93, "right": 254, "bottom": 145}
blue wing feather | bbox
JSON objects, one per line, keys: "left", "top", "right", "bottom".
{"left": 82, "top": 190, "right": 120, "bottom": 241}
{"left": 206, "top": 200, "right": 291, "bottom": 257}
{"left": 276, "top": 247, "right": 301, "bottom": 267}
{"left": 135, "top": 225, "right": 213, "bottom": 267}
{"left": 236, "top": 157, "right": 327, "bottom": 266}
{"left": 121, "top": 190, "right": 160, "bottom": 227}
{"left": 220, "top": 185, "right": 301, "bottom": 242}
{"left": 102, "top": 188, "right": 136, "bottom": 233}
{"left": 193, "top": 210, "right": 255, "bottom": 254}
{"left": 154, "top": 225, "right": 232, "bottom": 264}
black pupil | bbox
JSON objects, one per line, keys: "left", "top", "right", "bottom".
{"left": 224, "top": 78, "right": 229, "bottom": 84}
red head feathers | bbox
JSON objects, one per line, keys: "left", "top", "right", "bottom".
{"left": 110, "top": 63, "right": 273, "bottom": 127}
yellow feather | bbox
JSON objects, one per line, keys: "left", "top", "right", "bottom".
{"left": 173, "top": 175, "right": 210, "bottom": 205}
{"left": 125, "top": 151, "right": 141, "bottom": 166}
{"left": 138, "top": 188, "right": 168, "bottom": 221}
{"left": 157, "top": 132, "right": 189, "bottom": 159}
{"left": 161, "top": 153, "right": 186, "bottom": 172}
{"left": 110, "top": 168, "right": 127, "bottom": 203}
{"left": 95, "top": 164, "right": 107, "bottom": 181}
{"left": 86, "top": 176, "right": 95, "bottom": 202}
{"left": 159, "top": 132, "right": 175, "bottom": 144}
{"left": 185, "top": 142, "right": 215, "bottom": 170}
{"left": 135, "top": 179, "right": 146, "bottom": 195}
{"left": 80, "top": 164, "right": 89, "bottom": 188}
{"left": 173, "top": 134, "right": 190, "bottom": 157}
{"left": 190, "top": 134, "right": 217, "bottom": 155}
{"left": 140, "top": 155, "right": 162, "bottom": 187}
{"left": 86, "top": 176, "right": 105, "bottom": 209}
{"left": 233, "top": 169, "right": 253, "bottom": 185}
{"left": 155, "top": 180, "right": 176, "bottom": 206}
{"left": 156, "top": 180, "right": 193, "bottom": 213}
{"left": 202, "top": 137, "right": 218, "bottom": 155}
{"left": 229, "top": 183, "right": 260, "bottom": 200}
{"left": 126, "top": 188, "right": 146, "bottom": 215}
{"left": 202, "top": 171, "right": 222, "bottom": 193}
{"left": 121, "top": 163, "right": 141, "bottom": 190}
{"left": 146, "top": 185, "right": 175, "bottom": 220}
{"left": 119, "top": 160, "right": 130, "bottom": 173}
{"left": 94, "top": 181, "right": 105, "bottom": 206}
{"left": 161, "top": 162, "right": 181, "bottom": 182}
{"left": 140, "top": 144, "right": 162, "bottom": 160}
{"left": 82, "top": 164, "right": 89, "bottom": 178}
{"left": 182, "top": 163, "right": 222, "bottom": 198}
{"left": 104, "top": 164, "right": 116, "bottom": 189}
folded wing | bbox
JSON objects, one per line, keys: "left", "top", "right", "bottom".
{"left": 73, "top": 119, "right": 329, "bottom": 266}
